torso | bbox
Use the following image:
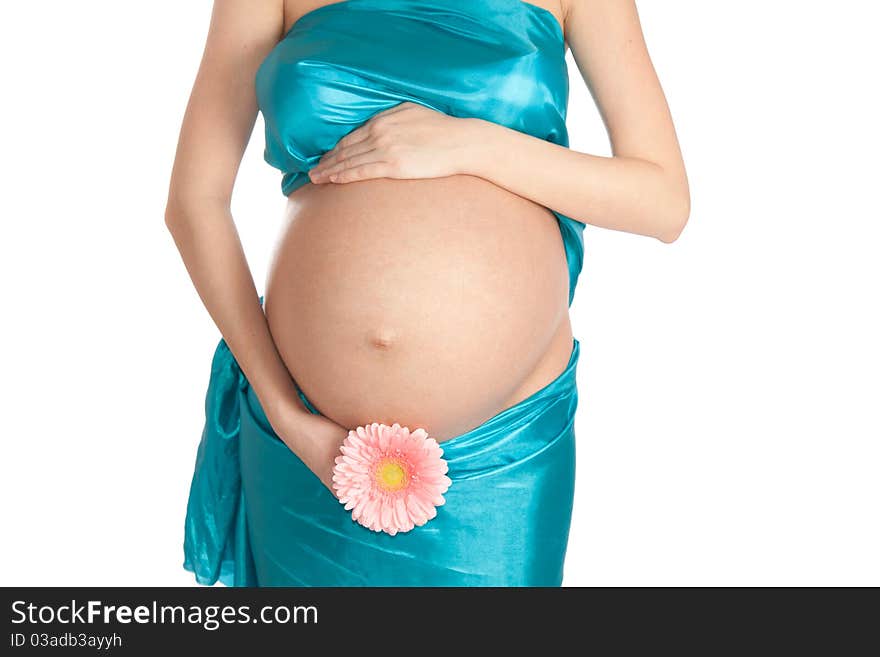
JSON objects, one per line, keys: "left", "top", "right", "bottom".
{"left": 264, "top": 0, "right": 574, "bottom": 442}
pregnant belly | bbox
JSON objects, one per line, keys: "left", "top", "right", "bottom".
{"left": 264, "top": 175, "right": 573, "bottom": 442}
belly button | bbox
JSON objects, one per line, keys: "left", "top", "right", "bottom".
{"left": 366, "top": 328, "right": 397, "bottom": 350}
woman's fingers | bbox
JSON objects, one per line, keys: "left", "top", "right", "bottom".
{"left": 310, "top": 101, "right": 434, "bottom": 183}
{"left": 311, "top": 149, "right": 385, "bottom": 183}
{"left": 313, "top": 139, "right": 375, "bottom": 176}
{"left": 370, "top": 100, "right": 418, "bottom": 119}
{"left": 329, "top": 161, "right": 393, "bottom": 184}
{"left": 320, "top": 101, "right": 418, "bottom": 161}
{"left": 331, "top": 123, "right": 372, "bottom": 153}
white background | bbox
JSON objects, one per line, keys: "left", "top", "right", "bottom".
{"left": 1, "top": 1, "right": 877, "bottom": 586}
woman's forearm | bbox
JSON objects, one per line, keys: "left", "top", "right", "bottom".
{"left": 462, "top": 118, "right": 690, "bottom": 243}
{"left": 165, "top": 199, "right": 351, "bottom": 493}
{"left": 164, "top": 199, "right": 301, "bottom": 419}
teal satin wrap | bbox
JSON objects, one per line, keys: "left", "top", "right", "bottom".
{"left": 184, "top": 332, "right": 580, "bottom": 586}
{"left": 183, "top": 0, "right": 588, "bottom": 586}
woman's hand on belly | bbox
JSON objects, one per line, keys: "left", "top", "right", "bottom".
{"left": 265, "top": 398, "right": 348, "bottom": 493}
{"left": 307, "top": 101, "right": 479, "bottom": 184}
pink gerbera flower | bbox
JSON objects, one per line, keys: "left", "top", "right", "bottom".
{"left": 332, "top": 422, "right": 452, "bottom": 536}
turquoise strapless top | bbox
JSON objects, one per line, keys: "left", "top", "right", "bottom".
{"left": 254, "top": 0, "right": 586, "bottom": 304}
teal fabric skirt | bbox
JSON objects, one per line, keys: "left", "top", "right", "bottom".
{"left": 183, "top": 332, "right": 580, "bottom": 586}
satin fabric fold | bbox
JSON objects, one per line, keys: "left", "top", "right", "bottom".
{"left": 184, "top": 329, "right": 580, "bottom": 586}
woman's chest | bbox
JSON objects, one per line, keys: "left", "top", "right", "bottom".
{"left": 259, "top": 0, "right": 568, "bottom": 160}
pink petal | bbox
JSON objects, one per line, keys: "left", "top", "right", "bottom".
{"left": 352, "top": 495, "right": 370, "bottom": 522}
{"left": 380, "top": 499, "right": 393, "bottom": 531}
{"left": 406, "top": 494, "right": 430, "bottom": 526}
{"left": 362, "top": 497, "right": 379, "bottom": 527}
{"left": 393, "top": 497, "right": 410, "bottom": 531}
{"left": 378, "top": 425, "right": 390, "bottom": 451}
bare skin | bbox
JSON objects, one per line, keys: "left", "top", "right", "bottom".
{"left": 164, "top": 0, "right": 690, "bottom": 492}
{"left": 264, "top": 174, "right": 573, "bottom": 444}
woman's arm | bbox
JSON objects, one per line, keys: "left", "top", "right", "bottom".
{"left": 164, "top": 0, "right": 347, "bottom": 490}
{"left": 471, "top": 0, "right": 690, "bottom": 243}
{"left": 308, "top": 0, "right": 690, "bottom": 243}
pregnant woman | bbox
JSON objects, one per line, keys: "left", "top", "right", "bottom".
{"left": 166, "top": 0, "right": 689, "bottom": 586}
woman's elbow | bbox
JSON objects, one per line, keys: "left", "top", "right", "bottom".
{"left": 164, "top": 205, "right": 181, "bottom": 232}
{"left": 654, "top": 183, "right": 691, "bottom": 244}
{"left": 163, "top": 191, "right": 225, "bottom": 233}
{"left": 164, "top": 193, "right": 190, "bottom": 232}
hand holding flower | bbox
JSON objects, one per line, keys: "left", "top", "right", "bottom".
{"left": 264, "top": 397, "right": 349, "bottom": 492}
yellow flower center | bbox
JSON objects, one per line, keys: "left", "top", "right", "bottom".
{"left": 375, "top": 458, "right": 409, "bottom": 492}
